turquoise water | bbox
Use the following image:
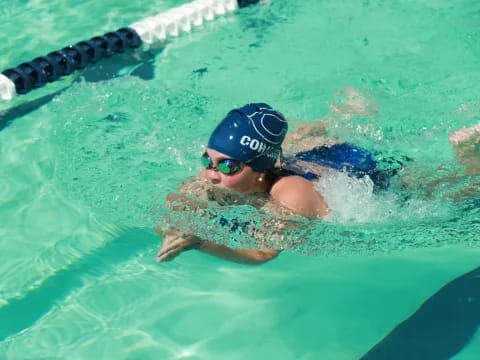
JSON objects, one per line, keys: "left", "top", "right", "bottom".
{"left": 1, "top": 0, "right": 480, "bottom": 359}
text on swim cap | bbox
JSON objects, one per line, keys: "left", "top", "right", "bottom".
{"left": 240, "top": 135, "right": 279, "bottom": 159}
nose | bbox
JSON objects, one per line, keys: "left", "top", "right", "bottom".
{"left": 205, "top": 168, "right": 221, "bottom": 184}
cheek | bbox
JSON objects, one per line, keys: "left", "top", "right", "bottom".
{"left": 221, "top": 175, "right": 242, "bottom": 189}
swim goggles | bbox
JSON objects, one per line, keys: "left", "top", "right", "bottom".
{"left": 201, "top": 152, "right": 243, "bottom": 175}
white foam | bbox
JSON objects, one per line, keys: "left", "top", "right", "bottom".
{"left": 314, "top": 169, "right": 379, "bottom": 223}
{"left": 313, "top": 169, "right": 447, "bottom": 224}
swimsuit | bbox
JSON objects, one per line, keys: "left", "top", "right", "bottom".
{"left": 282, "top": 143, "right": 410, "bottom": 191}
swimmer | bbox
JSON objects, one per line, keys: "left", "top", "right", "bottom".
{"left": 155, "top": 100, "right": 401, "bottom": 264}
{"left": 156, "top": 101, "right": 480, "bottom": 265}
{"left": 156, "top": 103, "right": 328, "bottom": 264}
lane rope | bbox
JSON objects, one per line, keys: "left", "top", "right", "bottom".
{"left": 0, "top": 0, "right": 261, "bottom": 101}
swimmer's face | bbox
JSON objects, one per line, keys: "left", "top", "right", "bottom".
{"left": 200, "top": 149, "right": 265, "bottom": 193}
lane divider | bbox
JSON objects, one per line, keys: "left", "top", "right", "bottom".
{"left": 0, "top": 0, "right": 261, "bottom": 101}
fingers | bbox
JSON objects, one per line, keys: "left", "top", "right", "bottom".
{"left": 156, "top": 234, "right": 200, "bottom": 263}
{"left": 156, "top": 236, "right": 181, "bottom": 260}
{"left": 156, "top": 245, "right": 182, "bottom": 262}
{"left": 156, "top": 241, "right": 188, "bottom": 262}
{"left": 156, "top": 242, "right": 178, "bottom": 262}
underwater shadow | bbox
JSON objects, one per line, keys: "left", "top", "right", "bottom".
{"left": 0, "top": 90, "right": 67, "bottom": 131}
{"left": 361, "top": 266, "right": 480, "bottom": 360}
{"left": 0, "top": 49, "right": 159, "bottom": 131}
{"left": 0, "top": 227, "right": 158, "bottom": 343}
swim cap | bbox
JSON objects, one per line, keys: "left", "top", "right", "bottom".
{"left": 207, "top": 103, "right": 288, "bottom": 172}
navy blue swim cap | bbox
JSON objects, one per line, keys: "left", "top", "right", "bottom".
{"left": 207, "top": 103, "right": 288, "bottom": 172}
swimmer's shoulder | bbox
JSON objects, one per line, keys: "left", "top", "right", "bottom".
{"left": 269, "top": 175, "right": 328, "bottom": 218}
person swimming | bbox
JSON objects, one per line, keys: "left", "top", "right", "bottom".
{"left": 156, "top": 99, "right": 480, "bottom": 264}
{"left": 155, "top": 102, "right": 406, "bottom": 264}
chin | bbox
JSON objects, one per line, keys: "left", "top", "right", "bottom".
{"left": 223, "top": 184, "right": 249, "bottom": 193}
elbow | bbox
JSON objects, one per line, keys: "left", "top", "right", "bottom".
{"left": 247, "top": 250, "right": 280, "bottom": 265}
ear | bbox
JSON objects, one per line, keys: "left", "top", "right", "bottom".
{"left": 254, "top": 171, "right": 267, "bottom": 182}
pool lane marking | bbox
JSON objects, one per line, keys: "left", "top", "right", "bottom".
{"left": 361, "top": 266, "right": 480, "bottom": 360}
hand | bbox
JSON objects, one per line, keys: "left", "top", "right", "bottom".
{"left": 329, "top": 87, "right": 378, "bottom": 118}
{"left": 449, "top": 123, "right": 480, "bottom": 146}
{"left": 156, "top": 230, "right": 202, "bottom": 263}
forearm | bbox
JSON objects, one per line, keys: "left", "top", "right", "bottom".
{"left": 197, "top": 241, "right": 280, "bottom": 265}
{"left": 285, "top": 121, "right": 329, "bottom": 141}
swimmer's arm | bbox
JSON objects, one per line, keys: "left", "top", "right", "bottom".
{"left": 193, "top": 194, "right": 316, "bottom": 263}
{"left": 285, "top": 120, "right": 329, "bottom": 140}
{"left": 285, "top": 88, "right": 378, "bottom": 141}
{"left": 157, "top": 195, "right": 288, "bottom": 265}
{"left": 158, "top": 180, "right": 318, "bottom": 265}
{"left": 197, "top": 242, "right": 280, "bottom": 265}
{"left": 155, "top": 229, "right": 279, "bottom": 265}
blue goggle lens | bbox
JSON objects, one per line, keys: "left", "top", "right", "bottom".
{"left": 201, "top": 153, "right": 242, "bottom": 175}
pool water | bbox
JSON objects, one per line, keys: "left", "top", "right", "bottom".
{"left": 1, "top": 0, "right": 480, "bottom": 359}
